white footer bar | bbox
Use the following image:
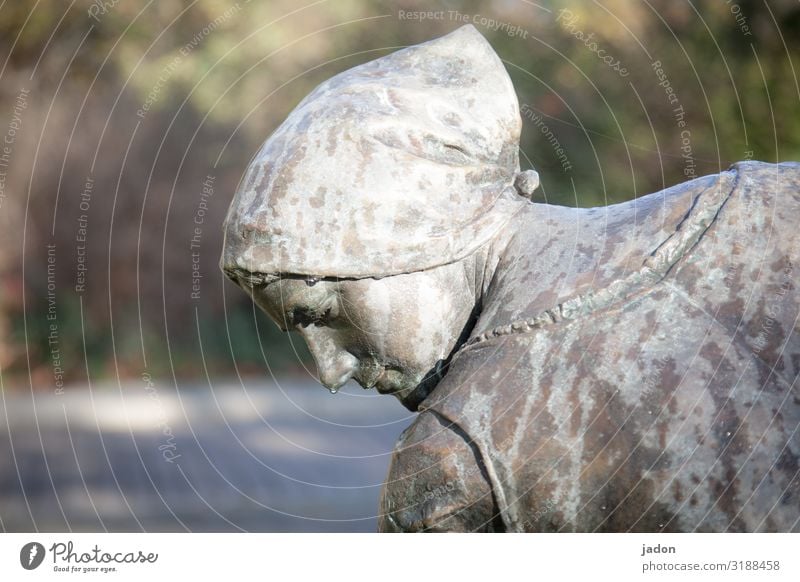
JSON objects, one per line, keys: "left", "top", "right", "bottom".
{"left": 1, "top": 533, "right": 797, "bottom": 581}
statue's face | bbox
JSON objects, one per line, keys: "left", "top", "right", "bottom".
{"left": 237, "top": 263, "right": 476, "bottom": 410}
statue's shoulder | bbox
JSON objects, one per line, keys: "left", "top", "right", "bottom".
{"left": 423, "top": 325, "right": 570, "bottom": 414}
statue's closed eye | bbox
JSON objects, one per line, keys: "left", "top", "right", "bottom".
{"left": 290, "top": 306, "right": 332, "bottom": 329}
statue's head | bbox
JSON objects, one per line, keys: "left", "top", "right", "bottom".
{"left": 221, "top": 25, "right": 534, "bottom": 409}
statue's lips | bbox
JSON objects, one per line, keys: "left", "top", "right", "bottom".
{"left": 371, "top": 370, "right": 407, "bottom": 397}
{"left": 371, "top": 371, "right": 393, "bottom": 394}
{"left": 361, "top": 367, "right": 401, "bottom": 393}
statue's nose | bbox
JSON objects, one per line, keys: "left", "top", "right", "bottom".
{"left": 300, "top": 327, "right": 358, "bottom": 392}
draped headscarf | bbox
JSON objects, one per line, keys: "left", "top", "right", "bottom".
{"left": 221, "top": 24, "right": 532, "bottom": 280}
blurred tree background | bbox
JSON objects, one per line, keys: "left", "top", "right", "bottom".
{"left": 1, "top": 0, "right": 798, "bottom": 390}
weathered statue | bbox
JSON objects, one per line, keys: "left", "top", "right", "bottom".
{"left": 221, "top": 25, "right": 800, "bottom": 532}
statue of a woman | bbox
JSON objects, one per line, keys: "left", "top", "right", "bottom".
{"left": 221, "top": 25, "right": 800, "bottom": 532}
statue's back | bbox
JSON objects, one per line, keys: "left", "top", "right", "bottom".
{"left": 405, "top": 161, "right": 800, "bottom": 532}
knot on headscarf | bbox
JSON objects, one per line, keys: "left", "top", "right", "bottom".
{"left": 513, "top": 169, "right": 540, "bottom": 200}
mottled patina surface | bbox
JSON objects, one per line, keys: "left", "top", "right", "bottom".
{"left": 380, "top": 162, "right": 800, "bottom": 532}
{"left": 221, "top": 25, "right": 800, "bottom": 532}
{"left": 221, "top": 25, "right": 527, "bottom": 280}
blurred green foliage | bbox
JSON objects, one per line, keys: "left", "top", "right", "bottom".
{"left": 1, "top": 0, "right": 798, "bottom": 388}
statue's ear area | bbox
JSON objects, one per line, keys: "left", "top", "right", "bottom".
{"left": 514, "top": 169, "right": 540, "bottom": 200}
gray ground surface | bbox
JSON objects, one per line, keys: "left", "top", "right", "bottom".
{"left": 0, "top": 378, "right": 412, "bottom": 532}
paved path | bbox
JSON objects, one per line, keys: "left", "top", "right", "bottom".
{"left": 0, "top": 378, "right": 412, "bottom": 532}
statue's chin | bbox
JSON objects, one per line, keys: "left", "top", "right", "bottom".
{"left": 363, "top": 360, "right": 447, "bottom": 410}
{"left": 383, "top": 371, "right": 443, "bottom": 412}
{"left": 393, "top": 387, "right": 429, "bottom": 412}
